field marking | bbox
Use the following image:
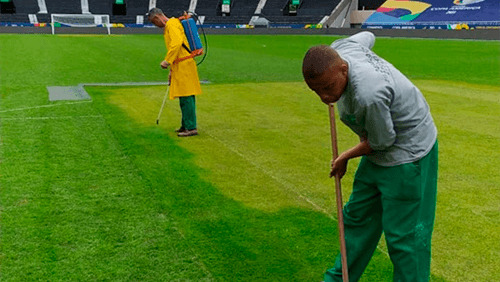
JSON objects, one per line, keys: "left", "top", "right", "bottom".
{"left": 203, "top": 130, "right": 333, "bottom": 219}
{"left": 0, "top": 118, "right": 3, "bottom": 148}
{"left": 0, "top": 115, "right": 103, "bottom": 121}
{"left": 2, "top": 82, "right": 174, "bottom": 114}
{"left": 0, "top": 100, "right": 93, "bottom": 113}
{"left": 203, "top": 129, "right": 390, "bottom": 257}
{"left": 170, "top": 224, "right": 215, "bottom": 280}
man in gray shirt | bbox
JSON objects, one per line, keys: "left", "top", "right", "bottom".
{"left": 302, "top": 32, "right": 438, "bottom": 281}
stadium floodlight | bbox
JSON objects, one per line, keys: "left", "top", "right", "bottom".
{"left": 51, "top": 14, "right": 111, "bottom": 35}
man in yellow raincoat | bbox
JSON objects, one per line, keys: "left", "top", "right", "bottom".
{"left": 148, "top": 8, "right": 202, "bottom": 137}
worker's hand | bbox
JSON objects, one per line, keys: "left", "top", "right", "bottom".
{"left": 160, "top": 60, "right": 170, "bottom": 69}
{"left": 330, "top": 154, "right": 348, "bottom": 179}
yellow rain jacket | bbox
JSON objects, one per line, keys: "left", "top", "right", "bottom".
{"left": 164, "top": 18, "right": 202, "bottom": 100}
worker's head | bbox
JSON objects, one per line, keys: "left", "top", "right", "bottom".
{"left": 302, "top": 45, "right": 348, "bottom": 104}
{"left": 148, "top": 8, "right": 169, "bottom": 28}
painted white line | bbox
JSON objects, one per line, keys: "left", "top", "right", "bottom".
{"left": 203, "top": 130, "right": 333, "bottom": 219}
{"left": 0, "top": 100, "right": 93, "bottom": 113}
{"left": 203, "top": 129, "right": 390, "bottom": 257}
{"left": 0, "top": 115, "right": 103, "bottom": 121}
{"left": 170, "top": 224, "right": 214, "bottom": 280}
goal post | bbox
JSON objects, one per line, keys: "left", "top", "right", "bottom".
{"left": 51, "top": 14, "right": 111, "bottom": 35}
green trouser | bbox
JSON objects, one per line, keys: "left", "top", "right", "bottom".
{"left": 325, "top": 141, "right": 438, "bottom": 282}
{"left": 179, "top": 95, "right": 197, "bottom": 130}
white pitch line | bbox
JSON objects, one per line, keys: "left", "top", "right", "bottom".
{"left": 203, "top": 129, "right": 390, "bottom": 257}
{"left": 0, "top": 100, "right": 93, "bottom": 113}
{"left": 170, "top": 224, "right": 215, "bottom": 280}
{"left": 203, "top": 130, "right": 333, "bottom": 219}
{"left": 0, "top": 115, "right": 103, "bottom": 121}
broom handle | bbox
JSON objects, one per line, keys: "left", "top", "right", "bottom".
{"left": 329, "top": 104, "right": 349, "bottom": 282}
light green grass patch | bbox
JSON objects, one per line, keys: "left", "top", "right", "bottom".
{"left": 106, "top": 82, "right": 360, "bottom": 215}
{"left": 413, "top": 80, "right": 500, "bottom": 281}
{"left": 104, "top": 79, "right": 499, "bottom": 281}
{"left": 89, "top": 83, "right": 394, "bottom": 281}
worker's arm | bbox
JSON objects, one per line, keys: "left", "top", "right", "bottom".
{"left": 330, "top": 139, "right": 372, "bottom": 178}
{"left": 347, "top": 31, "right": 375, "bottom": 50}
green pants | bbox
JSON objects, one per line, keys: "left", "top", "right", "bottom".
{"left": 179, "top": 95, "right": 197, "bottom": 130}
{"left": 325, "top": 141, "right": 438, "bottom": 282}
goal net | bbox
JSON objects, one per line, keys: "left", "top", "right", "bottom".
{"left": 51, "top": 14, "right": 111, "bottom": 35}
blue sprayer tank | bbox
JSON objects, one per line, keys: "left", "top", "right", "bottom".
{"left": 181, "top": 18, "right": 203, "bottom": 52}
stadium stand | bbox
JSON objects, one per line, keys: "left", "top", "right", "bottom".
{"left": 0, "top": 0, "right": 15, "bottom": 14}
{"left": 88, "top": 0, "right": 110, "bottom": 15}
{"left": 108, "top": 0, "right": 147, "bottom": 24}
{"left": 261, "top": 0, "right": 339, "bottom": 25}
{"left": 299, "top": 0, "right": 340, "bottom": 16}
{"left": 195, "top": 0, "right": 219, "bottom": 17}
{"left": 0, "top": 14, "right": 29, "bottom": 24}
{"left": 203, "top": 15, "right": 251, "bottom": 25}
{"left": 11, "top": 0, "right": 38, "bottom": 14}
{"left": 196, "top": 0, "right": 245, "bottom": 24}
{"left": 261, "top": 0, "right": 286, "bottom": 16}
{"left": 200, "top": 0, "right": 258, "bottom": 24}
{"left": 126, "top": 0, "right": 148, "bottom": 16}
{"left": 231, "top": 0, "right": 259, "bottom": 17}
{"left": 0, "top": 0, "right": 339, "bottom": 26}
{"left": 157, "top": 0, "right": 190, "bottom": 18}
{"left": 45, "top": 0, "right": 81, "bottom": 14}
{"left": 0, "top": 0, "right": 432, "bottom": 28}
{"left": 0, "top": 0, "right": 33, "bottom": 23}
{"left": 358, "top": 0, "right": 385, "bottom": 10}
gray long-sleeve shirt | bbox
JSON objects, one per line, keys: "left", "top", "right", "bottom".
{"left": 331, "top": 32, "right": 437, "bottom": 166}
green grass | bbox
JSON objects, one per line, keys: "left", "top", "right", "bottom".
{"left": 0, "top": 34, "right": 499, "bottom": 281}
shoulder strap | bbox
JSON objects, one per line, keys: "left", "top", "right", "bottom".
{"left": 182, "top": 43, "right": 191, "bottom": 53}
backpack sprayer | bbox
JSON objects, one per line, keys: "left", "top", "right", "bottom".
{"left": 174, "top": 12, "right": 207, "bottom": 66}
{"left": 156, "top": 12, "right": 207, "bottom": 125}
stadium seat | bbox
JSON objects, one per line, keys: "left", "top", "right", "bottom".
{"left": 45, "top": 0, "right": 82, "bottom": 14}
{"left": 0, "top": 14, "right": 29, "bottom": 23}
{"left": 157, "top": 0, "right": 190, "bottom": 18}
{"left": 358, "top": 0, "right": 386, "bottom": 10}
{"left": 198, "top": 0, "right": 258, "bottom": 25}
{"left": 195, "top": 0, "right": 219, "bottom": 17}
{"left": 261, "top": 0, "right": 289, "bottom": 16}
{"left": 112, "top": 0, "right": 126, "bottom": 15}
{"left": 297, "top": 0, "right": 340, "bottom": 16}
{"left": 126, "top": 0, "right": 148, "bottom": 16}
{"left": 261, "top": 0, "right": 339, "bottom": 24}
{"left": 0, "top": 0, "right": 360, "bottom": 27}
{"left": 230, "top": 0, "right": 259, "bottom": 17}
{"left": 12, "top": 0, "right": 39, "bottom": 14}
{"left": 88, "top": 0, "right": 112, "bottom": 15}
{"left": 0, "top": 0, "right": 15, "bottom": 14}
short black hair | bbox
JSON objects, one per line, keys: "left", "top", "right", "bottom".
{"left": 302, "top": 45, "right": 342, "bottom": 80}
{"left": 147, "top": 7, "right": 164, "bottom": 21}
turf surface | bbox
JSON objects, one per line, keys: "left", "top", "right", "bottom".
{"left": 0, "top": 33, "right": 498, "bottom": 281}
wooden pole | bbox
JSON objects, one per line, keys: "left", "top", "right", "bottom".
{"left": 328, "top": 103, "right": 349, "bottom": 282}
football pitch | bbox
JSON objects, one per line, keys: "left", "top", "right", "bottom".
{"left": 0, "top": 33, "right": 498, "bottom": 281}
